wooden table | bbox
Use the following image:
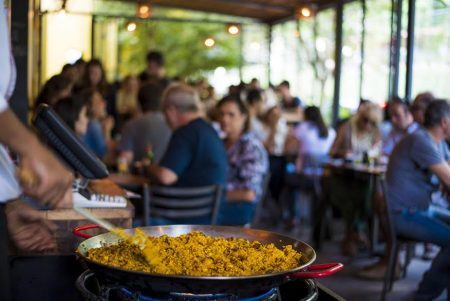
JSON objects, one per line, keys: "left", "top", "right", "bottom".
{"left": 324, "top": 160, "right": 387, "bottom": 254}
{"left": 109, "top": 173, "right": 151, "bottom": 226}
{"left": 109, "top": 173, "right": 150, "bottom": 188}
{"left": 324, "top": 160, "right": 387, "bottom": 176}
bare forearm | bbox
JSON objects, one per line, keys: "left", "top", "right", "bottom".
{"left": 226, "top": 189, "right": 256, "bottom": 202}
{"left": 147, "top": 164, "right": 178, "bottom": 185}
{"left": 0, "top": 109, "right": 40, "bottom": 156}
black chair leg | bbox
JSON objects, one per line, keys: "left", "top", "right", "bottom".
{"left": 404, "top": 243, "right": 414, "bottom": 278}
{"left": 389, "top": 243, "right": 400, "bottom": 292}
{"left": 143, "top": 184, "right": 150, "bottom": 226}
{"left": 382, "top": 241, "right": 399, "bottom": 301}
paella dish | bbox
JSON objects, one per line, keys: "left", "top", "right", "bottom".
{"left": 86, "top": 229, "right": 302, "bottom": 276}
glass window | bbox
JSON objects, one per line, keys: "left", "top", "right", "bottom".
{"left": 270, "top": 21, "right": 303, "bottom": 96}
{"left": 93, "top": 17, "right": 119, "bottom": 82}
{"left": 270, "top": 10, "right": 335, "bottom": 121}
{"left": 341, "top": 1, "right": 363, "bottom": 112}
{"left": 241, "top": 24, "right": 270, "bottom": 87}
{"left": 411, "top": 0, "right": 450, "bottom": 99}
{"left": 41, "top": 12, "right": 92, "bottom": 84}
{"left": 360, "top": 0, "right": 392, "bottom": 104}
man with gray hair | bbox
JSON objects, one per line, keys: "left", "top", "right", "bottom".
{"left": 386, "top": 99, "right": 450, "bottom": 300}
{"left": 148, "top": 84, "right": 227, "bottom": 189}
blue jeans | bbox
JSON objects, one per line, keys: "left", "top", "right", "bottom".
{"left": 394, "top": 205, "right": 450, "bottom": 301}
{"left": 217, "top": 201, "right": 256, "bottom": 226}
{"left": 149, "top": 216, "right": 212, "bottom": 226}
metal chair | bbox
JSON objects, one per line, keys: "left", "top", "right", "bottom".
{"left": 380, "top": 179, "right": 418, "bottom": 301}
{"left": 250, "top": 172, "right": 271, "bottom": 227}
{"left": 147, "top": 185, "right": 222, "bottom": 225}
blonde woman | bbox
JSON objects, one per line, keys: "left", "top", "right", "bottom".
{"left": 329, "top": 102, "right": 382, "bottom": 256}
{"left": 330, "top": 102, "right": 382, "bottom": 159}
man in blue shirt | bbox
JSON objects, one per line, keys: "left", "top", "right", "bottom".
{"left": 148, "top": 84, "right": 227, "bottom": 187}
{"left": 387, "top": 99, "right": 450, "bottom": 300}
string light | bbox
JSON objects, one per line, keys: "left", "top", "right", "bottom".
{"left": 126, "top": 21, "right": 137, "bottom": 32}
{"left": 136, "top": 1, "right": 151, "bottom": 19}
{"left": 204, "top": 38, "right": 215, "bottom": 48}
{"left": 227, "top": 24, "right": 240, "bottom": 35}
{"left": 301, "top": 7, "right": 311, "bottom": 17}
{"left": 295, "top": 3, "right": 317, "bottom": 20}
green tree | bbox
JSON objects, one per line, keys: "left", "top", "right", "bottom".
{"left": 118, "top": 19, "right": 240, "bottom": 79}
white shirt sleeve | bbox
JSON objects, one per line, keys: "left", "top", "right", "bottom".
{"left": 0, "top": 6, "right": 15, "bottom": 111}
{"left": 0, "top": 145, "right": 21, "bottom": 202}
{"left": 0, "top": 7, "right": 20, "bottom": 202}
{"left": 0, "top": 94, "right": 8, "bottom": 113}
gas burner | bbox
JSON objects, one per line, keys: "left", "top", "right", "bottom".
{"left": 120, "top": 286, "right": 278, "bottom": 301}
{"left": 76, "top": 270, "right": 319, "bottom": 301}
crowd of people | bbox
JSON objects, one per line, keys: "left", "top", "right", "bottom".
{"left": 33, "top": 49, "right": 450, "bottom": 300}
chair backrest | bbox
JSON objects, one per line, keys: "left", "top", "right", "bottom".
{"left": 148, "top": 185, "right": 222, "bottom": 225}
{"left": 379, "top": 178, "right": 397, "bottom": 244}
{"left": 251, "top": 172, "right": 271, "bottom": 226}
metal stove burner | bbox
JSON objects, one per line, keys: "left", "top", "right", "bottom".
{"left": 76, "top": 270, "right": 318, "bottom": 301}
{"left": 120, "top": 287, "right": 278, "bottom": 301}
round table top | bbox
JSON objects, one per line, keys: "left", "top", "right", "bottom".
{"left": 324, "top": 160, "right": 387, "bottom": 176}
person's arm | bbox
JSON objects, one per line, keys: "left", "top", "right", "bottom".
{"left": 330, "top": 122, "right": 348, "bottom": 158}
{"left": 227, "top": 140, "right": 267, "bottom": 203}
{"left": 430, "top": 163, "right": 450, "bottom": 188}
{"left": 226, "top": 189, "right": 255, "bottom": 202}
{"left": 147, "top": 164, "right": 178, "bottom": 185}
{"left": 5, "top": 199, "right": 57, "bottom": 252}
{"left": 148, "top": 130, "right": 192, "bottom": 185}
{"left": 0, "top": 109, "right": 73, "bottom": 208}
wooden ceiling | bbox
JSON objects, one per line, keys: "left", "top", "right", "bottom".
{"left": 143, "top": 0, "right": 349, "bottom": 24}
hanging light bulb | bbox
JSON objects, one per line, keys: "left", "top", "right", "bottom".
{"left": 126, "top": 21, "right": 137, "bottom": 32}
{"left": 204, "top": 38, "right": 216, "bottom": 48}
{"left": 226, "top": 24, "right": 240, "bottom": 35}
{"left": 136, "top": 1, "right": 152, "bottom": 19}
{"left": 295, "top": 3, "right": 317, "bottom": 20}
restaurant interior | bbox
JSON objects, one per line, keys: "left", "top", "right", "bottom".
{"left": 2, "top": 0, "right": 450, "bottom": 300}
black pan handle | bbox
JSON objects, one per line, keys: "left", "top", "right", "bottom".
{"left": 289, "top": 262, "right": 344, "bottom": 279}
{"left": 73, "top": 224, "right": 100, "bottom": 239}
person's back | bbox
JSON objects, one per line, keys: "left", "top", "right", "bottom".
{"left": 118, "top": 81, "right": 171, "bottom": 163}
{"left": 119, "top": 112, "right": 171, "bottom": 163}
{"left": 160, "top": 118, "right": 227, "bottom": 187}
{"left": 295, "top": 121, "right": 335, "bottom": 156}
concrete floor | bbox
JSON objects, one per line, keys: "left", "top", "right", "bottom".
{"left": 256, "top": 218, "right": 446, "bottom": 301}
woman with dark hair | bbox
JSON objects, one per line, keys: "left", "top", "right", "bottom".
{"left": 78, "top": 88, "right": 114, "bottom": 159}
{"left": 217, "top": 95, "right": 269, "bottom": 226}
{"left": 53, "top": 96, "right": 89, "bottom": 137}
{"left": 294, "top": 106, "right": 335, "bottom": 173}
{"left": 282, "top": 106, "right": 335, "bottom": 230}
{"left": 80, "top": 59, "right": 118, "bottom": 129}
{"left": 80, "top": 59, "right": 109, "bottom": 96}
{"left": 35, "top": 75, "right": 73, "bottom": 108}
